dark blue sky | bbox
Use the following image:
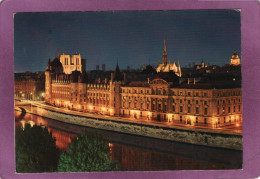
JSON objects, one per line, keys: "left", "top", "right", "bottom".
{"left": 14, "top": 10, "right": 241, "bottom": 72}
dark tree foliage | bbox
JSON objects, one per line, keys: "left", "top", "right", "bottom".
{"left": 58, "top": 131, "right": 120, "bottom": 172}
{"left": 15, "top": 124, "right": 60, "bottom": 173}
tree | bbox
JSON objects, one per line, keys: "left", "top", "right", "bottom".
{"left": 58, "top": 131, "right": 120, "bottom": 172}
{"left": 15, "top": 124, "right": 60, "bottom": 173}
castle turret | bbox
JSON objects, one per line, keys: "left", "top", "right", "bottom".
{"left": 45, "top": 60, "right": 52, "bottom": 103}
{"left": 110, "top": 63, "right": 124, "bottom": 116}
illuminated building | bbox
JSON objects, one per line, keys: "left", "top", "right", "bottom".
{"left": 59, "top": 52, "right": 86, "bottom": 74}
{"left": 156, "top": 40, "right": 182, "bottom": 77}
{"left": 230, "top": 51, "right": 240, "bottom": 66}
{"left": 45, "top": 41, "right": 242, "bottom": 128}
{"left": 15, "top": 72, "right": 45, "bottom": 101}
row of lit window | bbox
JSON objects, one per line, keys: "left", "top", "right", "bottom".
{"left": 217, "top": 98, "right": 241, "bottom": 105}
{"left": 122, "top": 102, "right": 150, "bottom": 110}
{"left": 217, "top": 105, "right": 241, "bottom": 114}
{"left": 122, "top": 88, "right": 150, "bottom": 94}
{"left": 87, "top": 93, "right": 109, "bottom": 97}
{"left": 87, "top": 84, "right": 110, "bottom": 90}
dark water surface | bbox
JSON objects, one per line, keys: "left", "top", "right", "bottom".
{"left": 15, "top": 110, "right": 242, "bottom": 171}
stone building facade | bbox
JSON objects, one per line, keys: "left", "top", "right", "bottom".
{"left": 59, "top": 53, "right": 86, "bottom": 74}
{"left": 45, "top": 44, "right": 242, "bottom": 128}
{"left": 120, "top": 77, "right": 242, "bottom": 127}
{"left": 15, "top": 72, "right": 45, "bottom": 101}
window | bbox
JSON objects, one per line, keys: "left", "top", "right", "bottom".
{"left": 224, "top": 117, "right": 226, "bottom": 123}
{"left": 172, "top": 99, "right": 175, "bottom": 103}
{"left": 188, "top": 107, "right": 191, "bottom": 113}
{"left": 140, "top": 112, "right": 142, "bottom": 117}
{"left": 164, "top": 105, "right": 167, "bottom": 111}
{"left": 180, "top": 116, "right": 182, "bottom": 122}
{"left": 204, "top": 108, "right": 207, "bottom": 115}
{"left": 180, "top": 92, "right": 183, "bottom": 96}
{"left": 188, "top": 92, "right": 191, "bottom": 96}
{"left": 217, "top": 107, "right": 219, "bottom": 114}
{"left": 204, "top": 118, "right": 207, "bottom": 124}
{"left": 196, "top": 117, "right": 198, "bottom": 123}
{"left": 173, "top": 105, "right": 175, "bottom": 112}
{"left": 140, "top": 103, "right": 143, "bottom": 109}
{"left": 239, "top": 105, "right": 241, "bottom": 112}
{"left": 234, "top": 106, "right": 236, "bottom": 112}
{"left": 204, "top": 101, "right": 207, "bottom": 105}
{"left": 180, "top": 99, "right": 182, "bottom": 103}
{"left": 134, "top": 103, "right": 136, "bottom": 108}
{"left": 196, "top": 107, "right": 199, "bottom": 114}
{"left": 196, "top": 92, "right": 199, "bottom": 96}
{"left": 188, "top": 100, "right": 190, "bottom": 104}
{"left": 180, "top": 106, "right": 183, "bottom": 112}
{"left": 204, "top": 93, "right": 207, "bottom": 97}
{"left": 228, "top": 107, "right": 231, "bottom": 113}
{"left": 196, "top": 100, "right": 199, "bottom": 105}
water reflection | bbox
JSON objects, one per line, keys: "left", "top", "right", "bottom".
{"left": 15, "top": 110, "right": 242, "bottom": 171}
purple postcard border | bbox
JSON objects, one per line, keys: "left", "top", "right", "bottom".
{"left": 1, "top": 0, "right": 260, "bottom": 178}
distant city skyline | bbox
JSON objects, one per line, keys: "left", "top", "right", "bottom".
{"left": 14, "top": 10, "right": 241, "bottom": 73}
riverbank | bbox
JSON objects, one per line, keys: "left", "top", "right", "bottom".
{"left": 15, "top": 102, "right": 242, "bottom": 150}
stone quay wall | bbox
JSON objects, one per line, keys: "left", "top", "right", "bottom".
{"left": 15, "top": 104, "right": 242, "bottom": 150}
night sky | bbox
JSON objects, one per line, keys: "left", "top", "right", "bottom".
{"left": 14, "top": 10, "right": 241, "bottom": 73}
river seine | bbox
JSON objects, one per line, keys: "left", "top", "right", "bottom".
{"left": 15, "top": 110, "right": 242, "bottom": 171}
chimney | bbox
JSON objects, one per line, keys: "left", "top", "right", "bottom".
{"left": 194, "top": 78, "right": 196, "bottom": 85}
{"left": 188, "top": 78, "right": 190, "bottom": 85}
{"left": 111, "top": 72, "right": 114, "bottom": 81}
{"left": 102, "top": 64, "right": 106, "bottom": 72}
{"left": 148, "top": 78, "right": 150, "bottom": 83}
{"left": 123, "top": 72, "right": 127, "bottom": 82}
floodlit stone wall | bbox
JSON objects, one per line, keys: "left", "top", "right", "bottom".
{"left": 16, "top": 104, "right": 242, "bottom": 150}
